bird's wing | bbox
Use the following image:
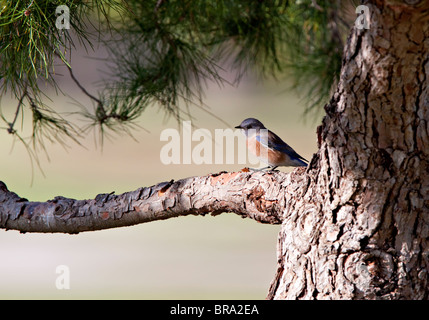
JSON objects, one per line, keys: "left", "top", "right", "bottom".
{"left": 256, "top": 130, "right": 308, "bottom": 162}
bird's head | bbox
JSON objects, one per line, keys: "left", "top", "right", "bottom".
{"left": 234, "top": 118, "right": 266, "bottom": 131}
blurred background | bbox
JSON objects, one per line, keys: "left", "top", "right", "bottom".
{"left": 0, "top": 36, "right": 321, "bottom": 299}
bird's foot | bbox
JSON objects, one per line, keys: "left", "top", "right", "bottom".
{"left": 248, "top": 166, "right": 278, "bottom": 172}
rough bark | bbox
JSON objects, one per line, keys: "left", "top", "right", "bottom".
{"left": 267, "top": 0, "right": 429, "bottom": 299}
{"left": 0, "top": 170, "right": 293, "bottom": 233}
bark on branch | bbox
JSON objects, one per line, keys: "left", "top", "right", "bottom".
{"left": 0, "top": 169, "right": 307, "bottom": 234}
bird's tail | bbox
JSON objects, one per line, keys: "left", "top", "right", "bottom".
{"left": 291, "top": 157, "right": 308, "bottom": 167}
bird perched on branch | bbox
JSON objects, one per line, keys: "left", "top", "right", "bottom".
{"left": 235, "top": 118, "right": 308, "bottom": 170}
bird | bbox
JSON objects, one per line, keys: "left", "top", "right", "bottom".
{"left": 235, "top": 118, "right": 308, "bottom": 170}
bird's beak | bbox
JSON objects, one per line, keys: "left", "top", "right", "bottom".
{"left": 234, "top": 125, "right": 242, "bottom": 129}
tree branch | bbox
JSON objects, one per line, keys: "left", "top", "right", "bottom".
{"left": 0, "top": 169, "right": 307, "bottom": 234}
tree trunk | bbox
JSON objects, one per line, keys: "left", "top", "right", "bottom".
{"left": 267, "top": 1, "right": 429, "bottom": 299}
{"left": 0, "top": 0, "right": 428, "bottom": 300}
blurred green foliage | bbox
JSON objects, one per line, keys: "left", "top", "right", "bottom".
{"left": 0, "top": 0, "right": 356, "bottom": 153}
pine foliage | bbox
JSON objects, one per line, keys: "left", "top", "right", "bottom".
{"left": 0, "top": 0, "right": 356, "bottom": 152}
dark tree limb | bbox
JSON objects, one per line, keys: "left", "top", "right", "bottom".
{"left": 0, "top": 169, "right": 307, "bottom": 234}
